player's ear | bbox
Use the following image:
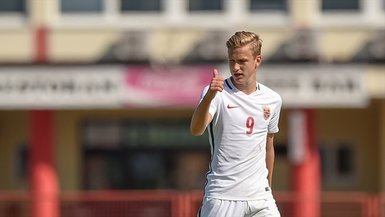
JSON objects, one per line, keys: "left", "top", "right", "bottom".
{"left": 255, "top": 55, "right": 262, "bottom": 67}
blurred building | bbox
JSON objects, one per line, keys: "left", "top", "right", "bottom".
{"left": 0, "top": 0, "right": 384, "bottom": 216}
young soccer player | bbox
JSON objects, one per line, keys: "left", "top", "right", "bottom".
{"left": 190, "top": 31, "right": 282, "bottom": 217}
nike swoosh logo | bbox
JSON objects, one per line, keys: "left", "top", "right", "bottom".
{"left": 227, "top": 104, "right": 239, "bottom": 109}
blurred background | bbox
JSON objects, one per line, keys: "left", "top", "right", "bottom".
{"left": 0, "top": 0, "right": 384, "bottom": 217}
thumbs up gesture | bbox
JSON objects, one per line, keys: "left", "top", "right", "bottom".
{"left": 210, "top": 69, "right": 224, "bottom": 93}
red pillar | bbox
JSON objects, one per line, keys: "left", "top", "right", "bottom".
{"left": 29, "top": 110, "right": 59, "bottom": 217}
{"left": 288, "top": 109, "right": 320, "bottom": 217}
{"left": 35, "top": 26, "right": 48, "bottom": 63}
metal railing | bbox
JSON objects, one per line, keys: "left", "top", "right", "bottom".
{"left": 0, "top": 191, "right": 383, "bottom": 217}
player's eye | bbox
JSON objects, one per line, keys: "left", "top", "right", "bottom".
{"left": 239, "top": 59, "right": 248, "bottom": 63}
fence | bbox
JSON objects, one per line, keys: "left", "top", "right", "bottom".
{"left": 0, "top": 191, "right": 383, "bottom": 217}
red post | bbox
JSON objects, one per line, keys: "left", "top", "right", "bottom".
{"left": 35, "top": 26, "right": 48, "bottom": 63}
{"left": 29, "top": 110, "right": 59, "bottom": 217}
{"left": 288, "top": 109, "right": 320, "bottom": 217}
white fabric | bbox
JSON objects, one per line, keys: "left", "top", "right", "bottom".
{"left": 198, "top": 194, "right": 281, "bottom": 217}
{"left": 200, "top": 78, "right": 282, "bottom": 200}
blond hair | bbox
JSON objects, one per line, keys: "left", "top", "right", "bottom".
{"left": 226, "top": 31, "right": 262, "bottom": 57}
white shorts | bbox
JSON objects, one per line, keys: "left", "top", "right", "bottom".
{"left": 197, "top": 195, "right": 281, "bottom": 217}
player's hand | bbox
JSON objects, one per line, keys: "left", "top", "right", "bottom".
{"left": 210, "top": 69, "right": 224, "bottom": 93}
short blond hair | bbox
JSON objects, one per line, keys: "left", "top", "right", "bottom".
{"left": 226, "top": 31, "right": 262, "bottom": 57}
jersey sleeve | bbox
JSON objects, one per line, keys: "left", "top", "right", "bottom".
{"left": 268, "top": 96, "right": 282, "bottom": 134}
{"left": 199, "top": 85, "right": 218, "bottom": 117}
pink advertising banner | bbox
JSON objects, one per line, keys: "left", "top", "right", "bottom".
{"left": 123, "top": 66, "right": 214, "bottom": 107}
{"left": 0, "top": 64, "right": 367, "bottom": 109}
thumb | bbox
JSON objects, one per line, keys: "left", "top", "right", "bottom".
{"left": 213, "top": 69, "right": 219, "bottom": 78}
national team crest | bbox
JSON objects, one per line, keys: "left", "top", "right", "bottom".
{"left": 262, "top": 106, "right": 271, "bottom": 120}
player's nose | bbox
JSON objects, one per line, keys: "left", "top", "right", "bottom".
{"left": 231, "top": 62, "right": 240, "bottom": 71}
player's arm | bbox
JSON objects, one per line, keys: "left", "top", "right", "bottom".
{"left": 190, "top": 69, "right": 223, "bottom": 136}
{"left": 266, "top": 133, "right": 276, "bottom": 187}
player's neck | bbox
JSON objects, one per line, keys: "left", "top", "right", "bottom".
{"left": 231, "top": 77, "right": 257, "bottom": 95}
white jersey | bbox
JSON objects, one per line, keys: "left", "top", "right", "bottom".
{"left": 201, "top": 77, "right": 282, "bottom": 200}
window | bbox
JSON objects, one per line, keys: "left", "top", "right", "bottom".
{"left": 320, "top": 142, "right": 358, "bottom": 187}
{"left": 121, "top": 0, "right": 162, "bottom": 12}
{"left": 119, "top": 120, "right": 207, "bottom": 147}
{"left": 82, "top": 119, "right": 210, "bottom": 190}
{"left": 319, "top": 0, "right": 382, "bottom": 27}
{"left": 0, "top": 0, "right": 25, "bottom": 13}
{"left": 61, "top": 0, "right": 104, "bottom": 13}
{"left": 322, "top": 0, "right": 360, "bottom": 11}
{"left": 249, "top": 0, "right": 287, "bottom": 11}
{"left": 188, "top": 0, "right": 223, "bottom": 11}
{"left": 336, "top": 147, "right": 354, "bottom": 175}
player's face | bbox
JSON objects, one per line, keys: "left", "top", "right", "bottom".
{"left": 228, "top": 44, "right": 261, "bottom": 86}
